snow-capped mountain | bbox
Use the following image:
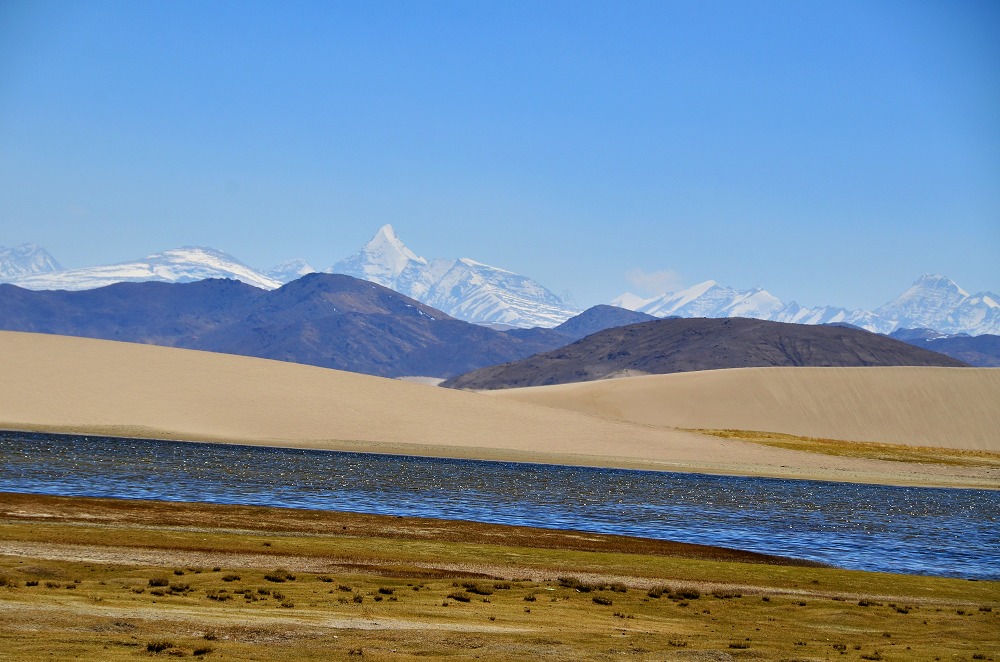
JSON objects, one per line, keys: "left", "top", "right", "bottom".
{"left": 330, "top": 225, "right": 578, "bottom": 327}
{"left": 874, "top": 274, "right": 1000, "bottom": 335}
{"left": 265, "top": 258, "right": 316, "bottom": 284}
{"left": 626, "top": 281, "right": 785, "bottom": 319}
{"left": 329, "top": 224, "right": 429, "bottom": 295}
{"left": 9, "top": 246, "right": 282, "bottom": 291}
{"left": 614, "top": 274, "right": 1000, "bottom": 336}
{"left": 0, "top": 243, "right": 62, "bottom": 280}
{"left": 420, "top": 257, "right": 579, "bottom": 327}
{"left": 5, "top": 233, "right": 995, "bottom": 336}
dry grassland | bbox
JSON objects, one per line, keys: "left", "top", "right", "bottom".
{"left": 691, "top": 429, "right": 1000, "bottom": 468}
{"left": 1, "top": 493, "right": 997, "bottom": 661}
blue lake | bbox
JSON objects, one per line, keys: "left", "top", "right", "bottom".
{"left": 1, "top": 430, "right": 997, "bottom": 580}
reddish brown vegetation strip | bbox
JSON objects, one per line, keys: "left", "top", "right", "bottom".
{"left": 0, "top": 492, "right": 822, "bottom": 567}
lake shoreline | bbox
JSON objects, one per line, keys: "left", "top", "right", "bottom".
{"left": 1, "top": 491, "right": 997, "bottom": 661}
{"left": 5, "top": 430, "right": 998, "bottom": 580}
{"left": 3, "top": 425, "right": 997, "bottom": 490}
{"left": 3, "top": 332, "right": 998, "bottom": 492}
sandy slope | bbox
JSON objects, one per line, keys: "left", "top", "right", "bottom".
{"left": 0, "top": 331, "right": 995, "bottom": 488}
{"left": 487, "top": 367, "right": 1000, "bottom": 451}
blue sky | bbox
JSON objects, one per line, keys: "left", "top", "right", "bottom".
{"left": 1, "top": 0, "right": 997, "bottom": 310}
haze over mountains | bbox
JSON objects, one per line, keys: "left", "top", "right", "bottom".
{"left": 2, "top": 229, "right": 997, "bottom": 336}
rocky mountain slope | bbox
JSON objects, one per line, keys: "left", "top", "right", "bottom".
{"left": 442, "top": 317, "right": 968, "bottom": 390}
{"left": 550, "top": 304, "right": 657, "bottom": 342}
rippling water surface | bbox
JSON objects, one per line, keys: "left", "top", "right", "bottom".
{"left": 2, "top": 431, "right": 997, "bottom": 580}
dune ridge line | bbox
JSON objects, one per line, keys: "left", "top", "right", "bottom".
{"left": 1, "top": 331, "right": 996, "bottom": 488}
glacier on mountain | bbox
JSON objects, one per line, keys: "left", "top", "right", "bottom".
{"left": 329, "top": 225, "right": 579, "bottom": 327}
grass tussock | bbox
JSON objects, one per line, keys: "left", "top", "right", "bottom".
{"left": 263, "top": 568, "right": 295, "bottom": 583}
{"left": 647, "top": 585, "right": 701, "bottom": 600}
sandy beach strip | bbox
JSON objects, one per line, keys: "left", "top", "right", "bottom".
{"left": 1, "top": 330, "right": 997, "bottom": 489}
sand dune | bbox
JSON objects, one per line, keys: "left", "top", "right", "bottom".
{"left": 1, "top": 331, "right": 996, "bottom": 488}
{"left": 487, "top": 367, "right": 1000, "bottom": 451}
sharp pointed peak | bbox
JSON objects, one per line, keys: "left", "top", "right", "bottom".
{"left": 364, "top": 224, "right": 418, "bottom": 254}
{"left": 914, "top": 273, "right": 950, "bottom": 284}
{"left": 908, "top": 274, "right": 967, "bottom": 295}
{"left": 374, "top": 223, "right": 398, "bottom": 238}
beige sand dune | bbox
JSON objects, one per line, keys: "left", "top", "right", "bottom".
{"left": 487, "top": 367, "right": 1000, "bottom": 451}
{"left": 0, "top": 331, "right": 995, "bottom": 488}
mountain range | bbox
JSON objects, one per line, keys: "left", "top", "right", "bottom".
{"left": 3, "top": 245, "right": 282, "bottom": 291}
{"left": 0, "top": 274, "right": 570, "bottom": 379}
{"left": 1, "top": 233, "right": 996, "bottom": 335}
{"left": 0, "top": 244, "right": 62, "bottom": 280}
{"left": 442, "top": 317, "right": 969, "bottom": 390}
{"left": 1, "top": 273, "right": 970, "bottom": 384}
{"left": 613, "top": 275, "right": 1000, "bottom": 337}
{"left": 0, "top": 227, "right": 577, "bottom": 328}
{"left": 889, "top": 328, "right": 1000, "bottom": 368}
{"left": 328, "top": 225, "right": 579, "bottom": 328}
{"left": 612, "top": 274, "right": 1000, "bottom": 335}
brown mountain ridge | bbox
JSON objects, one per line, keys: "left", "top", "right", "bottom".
{"left": 442, "top": 316, "right": 968, "bottom": 390}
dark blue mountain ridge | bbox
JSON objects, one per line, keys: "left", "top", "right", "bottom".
{"left": 0, "top": 274, "right": 567, "bottom": 378}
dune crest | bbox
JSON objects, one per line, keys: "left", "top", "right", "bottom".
{"left": 1, "top": 331, "right": 996, "bottom": 488}
{"left": 487, "top": 367, "right": 1000, "bottom": 451}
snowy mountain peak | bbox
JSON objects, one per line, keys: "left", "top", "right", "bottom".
{"left": 872, "top": 274, "right": 996, "bottom": 335}
{"left": 330, "top": 226, "right": 578, "bottom": 327}
{"left": 373, "top": 223, "right": 401, "bottom": 243}
{"left": 265, "top": 258, "right": 316, "bottom": 284}
{"left": 610, "top": 292, "right": 655, "bottom": 311}
{"left": 612, "top": 273, "right": 998, "bottom": 336}
{"left": 367, "top": 224, "right": 426, "bottom": 266}
{"left": 331, "top": 225, "right": 428, "bottom": 291}
{"left": 906, "top": 274, "right": 969, "bottom": 298}
{"left": 457, "top": 257, "right": 514, "bottom": 274}
{"left": 0, "top": 243, "right": 62, "bottom": 280}
{"left": 876, "top": 274, "right": 970, "bottom": 320}
{"left": 9, "top": 245, "right": 281, "bottom": 291}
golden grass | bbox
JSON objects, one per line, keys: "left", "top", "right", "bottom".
{"left": 0, "top": 493, "right": 997, "bottom": 660}
{"left": 691, "top": 428, "right": 1000, "bottom": 468}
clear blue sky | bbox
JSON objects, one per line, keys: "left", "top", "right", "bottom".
{"left": 1, "top": 0, "right": 997, "bottom": 310}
